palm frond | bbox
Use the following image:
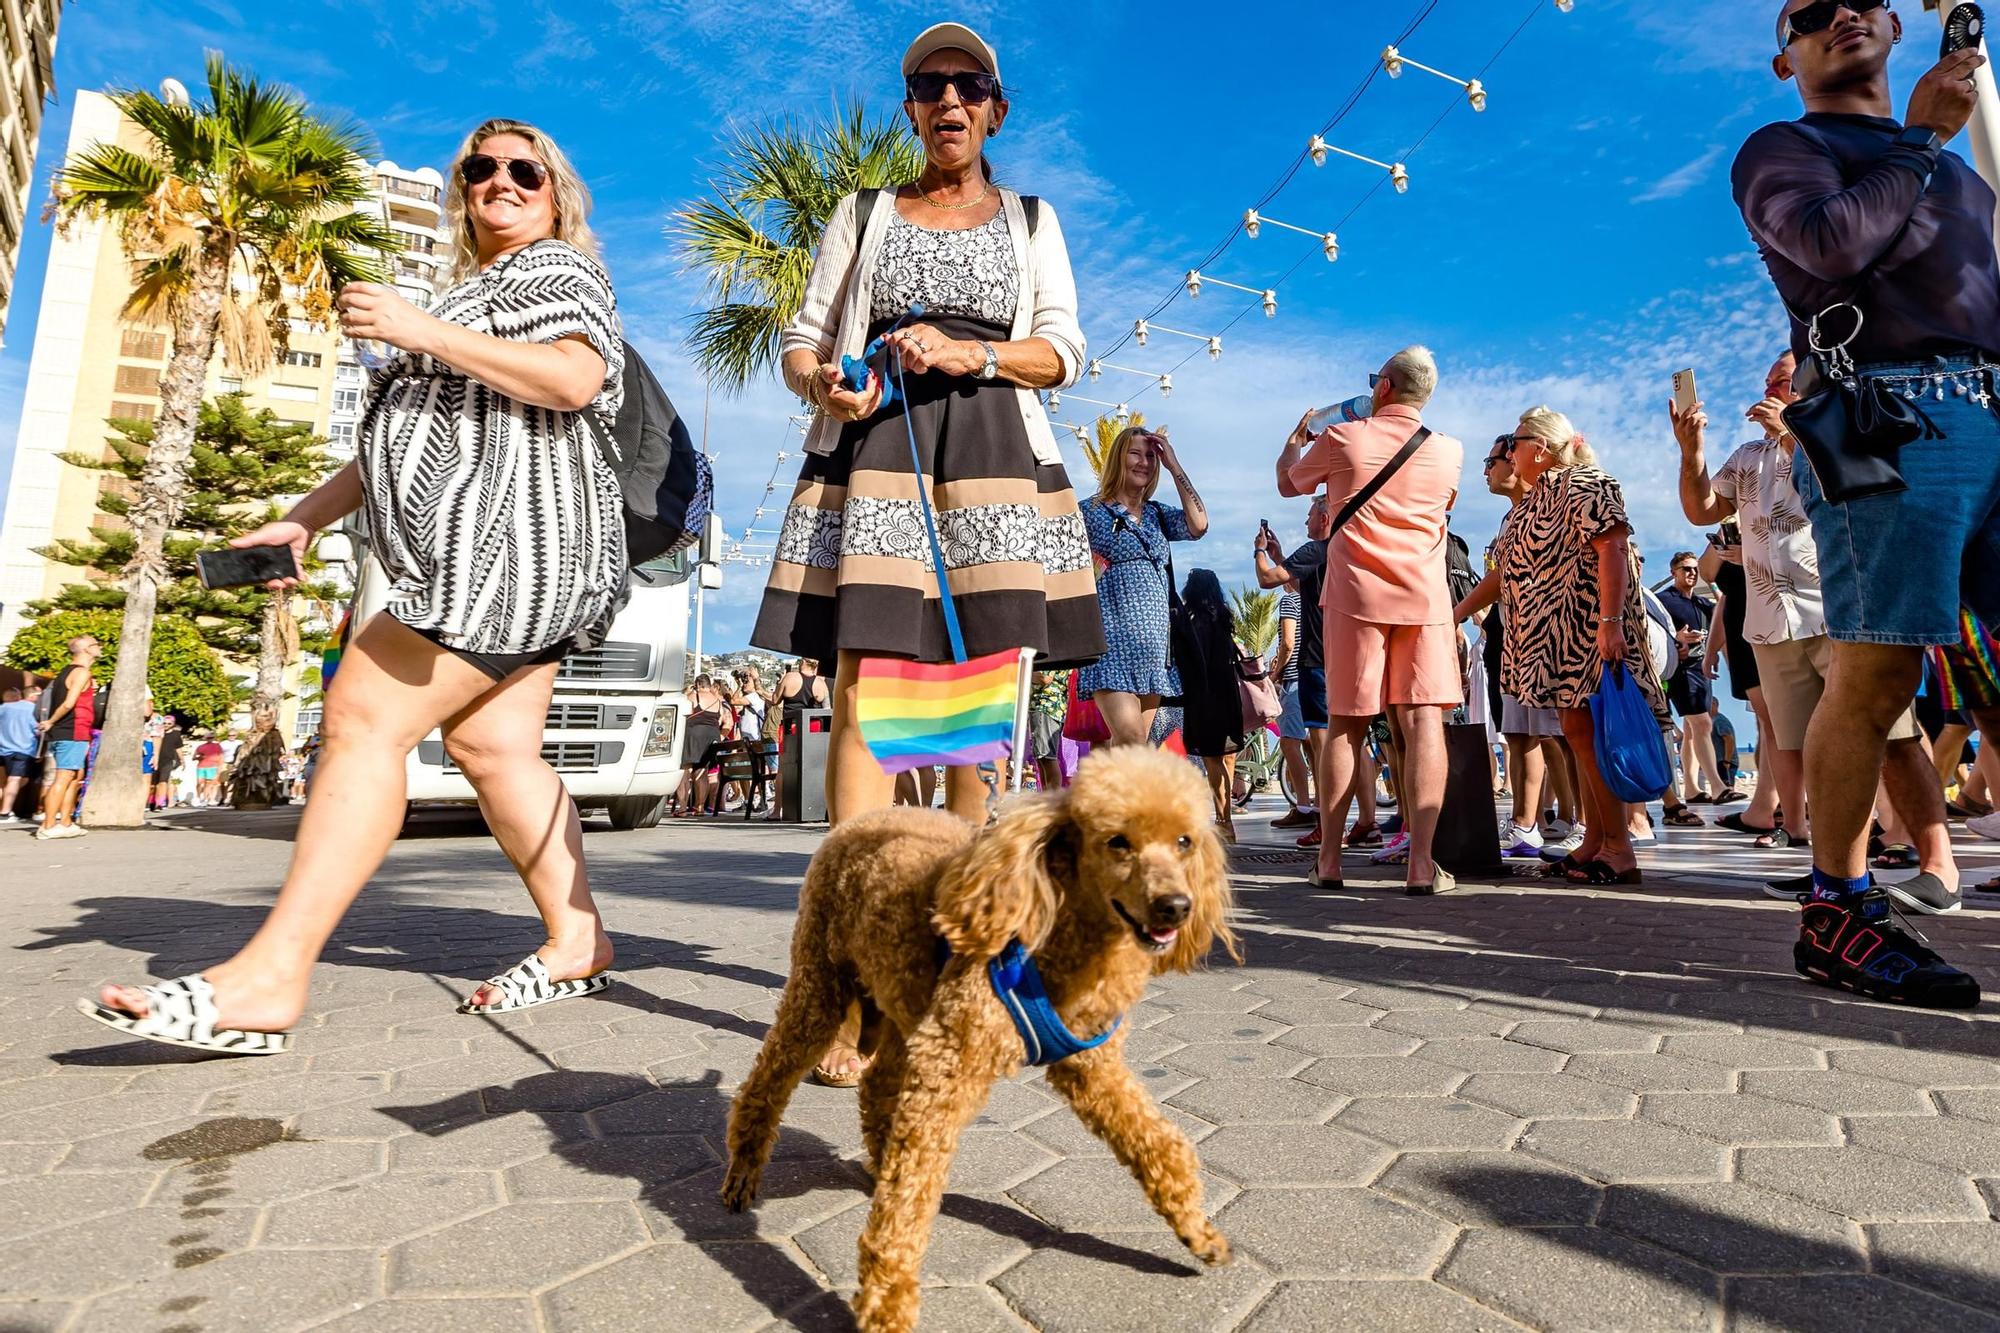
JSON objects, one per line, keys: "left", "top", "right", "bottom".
{"left": 122, "top": 251, "right": 193, "bottom": 323}
{"left": 51, "top": 143, "right": 165, "bottom": 217}
{"left": 107, "top": 91, "right": 212, "bottom": 175}
{"left": 686, "top": 301, "right": 794, "bottom": 389}
{"left": 1229, "top": 587, "right": 1280, "bottom": 656}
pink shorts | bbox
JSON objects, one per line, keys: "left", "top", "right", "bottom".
{"left": 1323, "top": 611, "right": 1464, "bottom": 717}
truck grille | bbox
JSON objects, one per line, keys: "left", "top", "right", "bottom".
{"left": 544, "top": 702, "right": 638, "bottom": 730}
{"left": 417, "top": 740, "right": 625, "bottom": 773}
{"left": 556, "top": 641, "right": 652, "bottom": 682}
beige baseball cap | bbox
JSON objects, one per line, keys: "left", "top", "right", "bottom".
{"left": 901, "top": 22, "right": 1001, "bottom": 84}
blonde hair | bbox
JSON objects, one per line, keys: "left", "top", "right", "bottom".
{"left": 444, "top": 118, "right": 601, "bottom": 283}
{"left": 1516, "top": 405, "right": 1598, "bottom": 469}
{"left": 1383, "top": 345, "right": 1438, "bottom": 407}
{"left": 1095, "top": 426, "right": 1164, "bottom": 505}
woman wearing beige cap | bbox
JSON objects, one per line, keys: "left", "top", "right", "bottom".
{"left": 752, "top": 22, "right": 1101, "bottom": 1083}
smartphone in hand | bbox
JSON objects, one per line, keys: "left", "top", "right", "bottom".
{"left": 196, "top": 545, "right": 299, "bottom": 589}
{"left": 1672, "top": 368, "right": 1699, "bottom": 415}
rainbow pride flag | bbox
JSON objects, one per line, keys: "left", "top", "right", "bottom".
{"left": 858, "top": 647, "right": 1034, "bottom": 775}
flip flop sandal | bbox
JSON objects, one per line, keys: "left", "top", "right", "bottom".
{"left": 75, "top": 974, "right": 292, "bottom": 1056}
{"left": 1540, "top": 854, "right": 1584, "bottom": 878}
{"left": 809, "top": 1043, "right": 873, "bottom": 1089}
{"left": 459, "top": 955, "right": 611, "bottom": 1015}
{"left": 1563, "top": 859, "right": 1644, "bottom": 886}
{"left": 1714, "top": 789, "right": 1749, "bottom": 804}
{"left": 1664, "top": 808, "right": 1705, "bottom": 827}
{"left": 1870, "top": 844, "right": 1920, "bottom": 871}
{"left": 1974, "top": 875, "right": 2000, "bottom": 895}
{"left": 1716, "top": 813, "right": 1777, "bottom": 836}
{"left": 1754, "top": 829, "right": 1802, "bottom": 849}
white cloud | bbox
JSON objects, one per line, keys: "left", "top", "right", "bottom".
{"left": 1632, "top": 144, "right": 1727, "bottom": 203}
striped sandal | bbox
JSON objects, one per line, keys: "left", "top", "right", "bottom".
{"left": 75, "top": 974, "right": 292, "bottom": 1056}
{"left": 458, "top": 955, "right": 611, "bottom": 1015}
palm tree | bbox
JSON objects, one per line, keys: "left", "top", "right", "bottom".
{"left": 1230, "top": 587, "right": 1279, "bottom": 657}
{"left": 672, "top": 102, "right": 923, "bottom": 390}
{"left": 48, "top": 55, "right": 396, "bottom": 826}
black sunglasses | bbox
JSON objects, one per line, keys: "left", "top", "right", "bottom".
{"left": 1781, "top": 0, "right": 1888, "bottom": 47}
{"left": 461, "top": 153, "right": 550, "bottom": 192}
{"left": 905, "top": 71, "right": 1002, "bottom": 104}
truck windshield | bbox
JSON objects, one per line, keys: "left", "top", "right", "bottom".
{"left": 636, "top": 549, "right": 691, "bottom": 580}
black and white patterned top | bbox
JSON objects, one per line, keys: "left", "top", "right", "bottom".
{"left": 358, "top": 239, "right": 627, "bottom": 655}
{"left": 870, "top": 211, "right": 1019, "bottom": 325}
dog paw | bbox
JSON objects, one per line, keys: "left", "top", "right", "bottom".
{"left": 1184, "top": 1223, "right": 1232, "bottom": 1266}
{"left": 853, "top": 1281, "right": 919, "bottom": 1333}
{"left": 718, "top": 1161, "right": 761, "bottom": 1212}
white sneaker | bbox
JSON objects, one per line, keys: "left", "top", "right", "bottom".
{"left": 1969, "top": 810, "right": 2000, "bottom": 841}
{"left": 1370, "top": 831, "right": 1412, "bottom": 864}
{"left": 1542, "top": 818, "right": 1573, "bottom": 842}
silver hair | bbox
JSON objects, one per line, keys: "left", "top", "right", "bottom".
{"left": 1382, "top": 345, "right": 1438, "bottom": 407}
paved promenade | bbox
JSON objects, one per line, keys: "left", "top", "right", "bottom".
{"left": 0, "top": 799, "right": 1997, "bottom": 1331}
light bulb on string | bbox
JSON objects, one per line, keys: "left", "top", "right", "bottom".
{"left": 1207, "top": 337, "right": 1222, "bottom": 360}
{"left": 1133, "top": 319, "right": 1149, "bottom": 346}
{"left": 1158, "top": 374, "right": 1173, "bottom": 399}
{"left": 1088, "top": 359, "right": 1103, "bottom": 382}
{"left": 1381, "top": 45, "right": 1404, "bottom": 77}
{"left": 1323, "top": 232, "right": 1340, "bottom": 261}
{"left": 1243, "top": 208, "right": 1261, "bottom": 238}
{"left": 1261, "top": 290, "right": 1278, "bottom": 318}
{"left": 1308, "top": 134, "right": 1328, "bottom": 166}
{"left": 1390, "top": 163, "right": 1410, "bottom": 194}
{"left": 1555, "top": 0, "right": 1573, "bottom": 10}
{"left": 1466, "top": 79, "right": 1487, "bottom": 112}
{"left": 1186, "top": 270, "right": 1203, "bottom": 298}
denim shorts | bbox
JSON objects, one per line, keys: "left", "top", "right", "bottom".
{"left": 1297, "top": 664, "right": 1328, "bottom": 730}
{"left": 48, "top": 740, "right": 88, "bottom": 772}
{"left": 1793, "top": 355, "right": 2000, "bottom": 646}
{"left": 1277, "top": 683, "right": 1307, "bottom": 741}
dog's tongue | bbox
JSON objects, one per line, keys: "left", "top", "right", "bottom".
{"left": 1148, "top": 926, "right": 1179, "bottom": 945}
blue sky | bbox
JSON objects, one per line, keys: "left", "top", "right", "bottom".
{"left": 0, "top": 0, "right": 1965, "bottom": 727}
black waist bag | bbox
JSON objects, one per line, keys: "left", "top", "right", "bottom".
{"left": 1781, "top": 354, "right": 1929, "bottom": 504}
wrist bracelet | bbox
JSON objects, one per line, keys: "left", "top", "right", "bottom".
{"left": 1601, "top": 613, "right": 1626, "bottom": 623}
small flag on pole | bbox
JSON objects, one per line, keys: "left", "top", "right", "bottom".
{"left": 858, "top": 647, "right": 1035, "bottom": 776}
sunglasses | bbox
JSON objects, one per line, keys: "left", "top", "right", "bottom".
{"left": 1674, "top": 565, "right": 1698, "bottom": 575}
{"left": 905, "top": 71, "right": 1002, "bottom": 104}
{"left": 460, "top": 153, "right": 550, "bottom": 192}
{"left": 1482, "top": 454, "right": 1509, "bottom": 469}
{"left": 1781, "top": 0, "right": 1888, "bottom": 46}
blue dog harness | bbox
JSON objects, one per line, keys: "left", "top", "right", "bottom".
{"left": 936, "top": 938, "right": 1121, "bottom": 1066}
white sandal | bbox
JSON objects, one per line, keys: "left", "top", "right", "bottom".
{"left": 75, "top": 974, "right": 292, "bottom": 1056}
{"left": 458, "top": 954, "right": 611, "bottom": 1015}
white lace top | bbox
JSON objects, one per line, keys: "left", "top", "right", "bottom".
{"left": 870, "top": 211, "right": 1019, "bottom": 325}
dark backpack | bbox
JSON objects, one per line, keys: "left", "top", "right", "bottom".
{"left": 584, "top": 344, "right": 714, "bottom": 567}
{"left": 1445, "top": 530, "right": 1477, "bottom": 608}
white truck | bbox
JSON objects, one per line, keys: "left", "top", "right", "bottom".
{"left": 334, "top": 537, "right": 694, "bottom": 829}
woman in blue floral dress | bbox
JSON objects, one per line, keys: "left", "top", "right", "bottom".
{"left": 1078, "top": 425, "right": 1210, "bottom": 745}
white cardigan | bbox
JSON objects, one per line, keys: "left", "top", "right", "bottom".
{"left": 779, "top": 186, "right": 1085, "bottom": 467}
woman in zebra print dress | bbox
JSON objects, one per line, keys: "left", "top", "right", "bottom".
{"left": 1458, "top": 407, "right": 1670, "bottom": 888}
{"left": 83, "top": 120, "right": 630, "bottom": 1053}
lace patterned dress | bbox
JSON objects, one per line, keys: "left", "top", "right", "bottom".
{"left": 755, "top": 207, "right": 1104, "bottom": 668}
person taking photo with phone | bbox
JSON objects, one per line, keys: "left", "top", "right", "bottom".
{"left": 81, "top": 118, "right": 635, "bottom": 1055}
{"left": 1730, "top": 0, "right": 1999, "bottom": 1007}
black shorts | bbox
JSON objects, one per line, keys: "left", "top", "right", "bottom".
{"left": 1666, "top": 667, "right": 1712, "bottom": 718}
{"left": 2, "top": 752, "right": 32, "bottom": 779}
{"left": 410, "top": 625, "right": 571, "bottom": 683}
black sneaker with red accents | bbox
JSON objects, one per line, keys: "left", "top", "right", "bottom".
{"left": 1794, "top": 889, "right": 1981, "bottom": 1009}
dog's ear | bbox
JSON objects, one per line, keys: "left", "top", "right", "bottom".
{"left": 1160, "top": 820, "right": 1241, "bottom": 973}
{"left": 932, "top": 789, "right": 1067, "bottom": 959}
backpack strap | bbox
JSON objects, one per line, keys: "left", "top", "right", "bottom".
{"left": 855, "top": 187, "right": 883, "bottom": 252}
{"left": 1328, "top": 427, "right": 1431, "bottom": 537}
{"left": 1021, "top": 194, "right": 1041, "bottom": 237}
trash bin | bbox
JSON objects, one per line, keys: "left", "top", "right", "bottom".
{"left": 779, "top": 708, "right": 832, "bottom": 823}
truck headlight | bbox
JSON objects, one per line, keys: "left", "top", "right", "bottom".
{"left": 643, "top": 704, "right": 678, "bottom": 758}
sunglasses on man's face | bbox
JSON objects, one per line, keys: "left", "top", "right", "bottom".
{"left": 905, "top": 71, "right": 1002, "bottom": 104}
{"left": 461, "top": 153, "right": 550, "bottom": 192}
{"left": 1782, "top": 0, "right": 1888, "bottom": 46}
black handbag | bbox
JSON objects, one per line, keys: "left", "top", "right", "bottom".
{"left": 1780, "top": 306, "right": 1933, "bottom": 504}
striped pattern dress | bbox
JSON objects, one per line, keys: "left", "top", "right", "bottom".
{"left": 358, "top": 239, "right": 627, "bottom": 654}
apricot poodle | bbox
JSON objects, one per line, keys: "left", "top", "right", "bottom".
{"left": 721, "top": 745, "right": 1241, "bottom": 1331}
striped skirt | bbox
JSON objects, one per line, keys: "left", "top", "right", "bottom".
{"left": 752, "top": 315, "right": 1107, "bottom": 669}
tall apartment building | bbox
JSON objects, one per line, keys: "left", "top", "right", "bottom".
{"left": 0, "top": 0, "right": 62, "bottom": 346}
{"left": 0, "top": 87, "right": 447, "bottom": 646}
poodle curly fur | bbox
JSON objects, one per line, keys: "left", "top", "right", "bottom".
{"left": 721, "top": 745, "right": 1242, "bottom": 1331}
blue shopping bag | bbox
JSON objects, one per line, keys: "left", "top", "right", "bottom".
{"left": 1588, "top": 663, "right": 1673, "bottom": 804}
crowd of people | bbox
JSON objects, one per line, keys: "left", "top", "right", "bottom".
{"left": 71, "top": 10, "right": 2000, "bottom": 1065}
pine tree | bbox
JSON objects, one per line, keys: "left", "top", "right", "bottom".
{"left": 32, "top": 395, "right": 342, "bottom": 711}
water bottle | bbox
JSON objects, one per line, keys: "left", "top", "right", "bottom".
{"left": 1305, "top": 393, "right": 1373, "bottom": 434}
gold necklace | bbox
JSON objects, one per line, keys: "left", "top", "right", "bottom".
{"left": 918, "top": 180, "right": 993, "bottom": 211}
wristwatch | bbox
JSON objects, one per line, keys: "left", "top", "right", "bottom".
{"left": 1896, "top": 124, "right": 1945, "bottom": 154}
{"left": 976, "top": 340, "right": 999, "bottom": 380}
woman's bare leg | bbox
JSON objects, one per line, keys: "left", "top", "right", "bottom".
{"left": 826, "top": 649, "right": 895, "bottom": 825}
{"left": 943, "top": 765, "right": 990, "bottom": 824}
{"left": 98, "top": 615, "right": 501, "bottom": 1031}
{"left": 1560, "top": 708, "right": 1635, "bottom": 872}
{"left": 1095, "top": 690, "right": 1159, "bottom": 749}
{"left": 441, "top": 662, "right": 613, "bottom": 1008}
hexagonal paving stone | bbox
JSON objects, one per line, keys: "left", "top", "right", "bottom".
{"left": 1297, "top": 1056, "right": 1465, "bottom": 1098}
{"left": 1657, "top": 1033, "right": 1827, "bottom": 1070}
{"left": 1240, "top": 1279, "right": 1527, "bottom": 1331}
{"left": 993, "top": 1228, "right": 1273, "bottom": 1333}
{"left": 1933, "top": 1088, "right": 2000, "bottom": 1123}
{"left": 157, "top": 1139, "right": 385, "bottom": 1207}
{"left": 0, "top": 1172, "right": 154, "bottom": 1244}
{"left": 388, "top": 1112, "right": 591, "bottom": 1172}
{"left": 1160, "top": 1042, "right": 1313, "bottom": 1080}
{"left": 1376, "top": 1151, "right": 1602, "bottom": 1227}
{"left": 1828, "top": 1047, "right": 2000, "bottom": 1089}
{"left": 389, "top": 1200, "right": 647, "bottom": 1294}
{"left": 1457, "top": 1072, "right": 1636, "bottom": 1120}
{"left": 1334, "top": 1097, "right": 1523, "bottom": 1151}
{"left": 308, "top": 1297, "right": 539, "bottom": 1332}
{"left": 795, "top": 1193, "right": 1045, "bottom": 1285}
{"left": 1251, "top": 996, "right": 1392, "bottom": 1027}
{"left": 1637, "top": 1092, "right": 1842, "bottom": 1146}
{"left": 1868, "top": 1221, "right": 2000, "bottom": 1311}
{"left": 1507, "top": 1020, "right": 1662, "bottom": 1056}
{"left": 504, "top": 1134, "right": 720, "bottom": 1201}
{"left": 1166, "top": 1076, "right": 1345, "bottom": 1125}
{"left": 1214, "top": 1188, "right": 1454, "bottom": 1277}
{"left": 1741, "top": 1070, "right": 1933, "bottom": 1117}
{"left": 1845, "top": 1114, "right": 2000, "bottom": 1175}
{"left": 1439, "top": 1226, "right": 1719, "bottom": 1331}
{"left": 1601, "top": 1181, "right": 1863, "bottom": 1272}
{"left": 1158, "top": 1011, "right": 1292, "bottom": 1043}
{"left": 1519, "top": 1119, "right": 1727, "bottom": 1184}
{"left": 540, "top": 1241, "right": 823, "bottom": 1331}
{"left": 1374, "top": 1008, "right": 1517, "bottom": 1039}
{"left": 1005, "top": 1157, "right": 1240, "bottom": 1232}
{"left": 942, "top": 1130, "right": 1060, "bottom": 1193}
{"left": 1727, "top": 1274, "right": 2000, "bottom": 1333}
{"left": 1564, "top": 1053, "right": 1736, "bottom": 1094}
{"left": 261, "top": 1171, "right": 501, "bottom": 1246}
{"left": 970, "top": 1078, "right": 1064, "bottom": 1130}
{"left": 0, "top": 1303, "right": 67, "bottom": 1333}
{"left": 1410, "top": 1037, "right": 1566, "bottom": 1074}
{"left": 1737, "top": 1145, "right": 1985, "bottom": 1221}
{"left": 1195, "top": 1124, "right": 1391, "bottom": 1187}
{"left": 70, "top": 1247, "right": 383, "bottom": 1333}
{"left": 1270, "top": 1025, "right": 1420, "bottom": 1058}
{"left": 640, "top": 1160, "right": 871, "bottom": 1242}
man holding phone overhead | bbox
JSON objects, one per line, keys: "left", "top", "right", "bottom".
{"left": 1731, "top": 0, "right": 2000, "bottom": 1008}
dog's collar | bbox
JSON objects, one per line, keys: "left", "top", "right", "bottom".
{"left": 936, "top": 937, "right": 1121, "bottom": 1066}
